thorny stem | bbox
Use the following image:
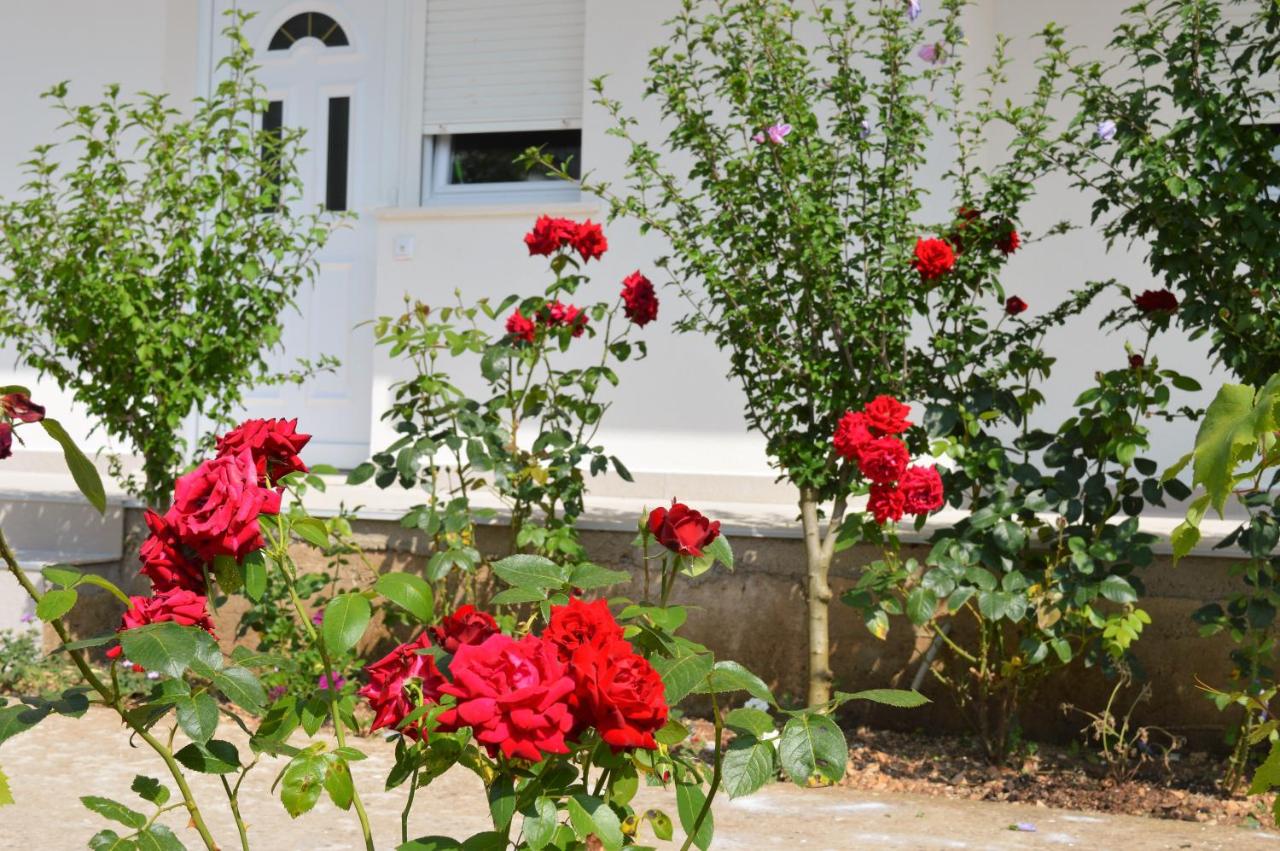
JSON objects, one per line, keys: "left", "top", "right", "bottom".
{"left": 678, "top": 691, "right": 723, "bottom": 851}
{"left": 221, "top": 775, "right": 251, "bottom": 851}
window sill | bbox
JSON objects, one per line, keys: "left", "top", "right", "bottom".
{"left": 374, "top": 200, "right": 602, "bottom": 221}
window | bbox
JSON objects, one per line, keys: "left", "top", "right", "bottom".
{"left": 260, "top": 99, "right": 284, "bottom": 211}
{"left": 326, "top": 97, "right": 351, "bottom": 211}
{"left": 424, "top": 130, "right": 580, "bottom": 204}
{"left": 269, "top": 12, "right": 349, "bottom": 51}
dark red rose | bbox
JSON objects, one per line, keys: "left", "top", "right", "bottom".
{"left": 170, "top": 449, "right": 281, "bottom": 563}
{"left": 215, "top": 418, "right": 311, "bottom": 486}
{"left": 997, "top": 230, "right": 1021, "bottom": 255}
{"left": 428, "top": 605, "right": 499, "bottom": 654}
{"left": 106, "top": 588, "right": 216, "bottom": 660}
{"left": 542, "top": 301, "right": 589, "bottom": 337}
{"left": 571, "top": 220, "right": 608, "bottom": 262}
{"left": 139, "top": 509, "right": 205, "bottom": 593}
{"left": 436, "top": 633, "right": 576, "bottom": 762}
{"left": 505, "top": 309, "right": 537, "bottom": 344}
{"left": 856, "top": 436, "right": 910, "bottom": 485}
{"left": 862, "top": 395, "right": 912, "bottom": 435}
{"left": 833, "top": 411, "right": 874, "bottom": 461}
{"left": 1129, "top": 353, "right": 1145, "bottom": 369}
{"left": 868, "top": 482, "right": 905, "bottom": 524}
{"left": 899, "top": 465, "right": 944, "bottom": 515}
{"left": 1134, "top": 289, "right": 1178, "bottom": 314}
{"left": 357, "top": 631, "right": 447, "bottom": 738}
{"left": 647, "top": 500, "right": 721, "bottom": 558}
{"left": 950, "top": 207, "right": 982, "bottom": 253}
{"left": 912, "top": 237, "right": 955, "bottom": 282}
{"left": 1005, "top": 296, "right": 1028, "bottom": 316}
{"left": 566, "top": 638, "right": 667, "bottom": 750}
{"left": 543, "top": 597, "right": 625, "bottom": 660}
{"left": 524, "top": 216, "right": 576, "bottom": 256}
{"left": 621, "top": 272, "right": 659, "bottom": 327}
{"left": 1, "top": 393, "right": 45, "bottom": 423}
{"left": 0, "top": 423, "right": 11, "bottom": 461}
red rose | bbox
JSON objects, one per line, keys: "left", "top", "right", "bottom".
{"left": 1129, "top": 353, "right": 1145, "bottom": 369}
{"left": 856, "top": 436, "right": 910, "bottom": 485}
{"left": 1005, "top": 296, "right": 1028, "bottom": 316}
{"left": 911, "top": 237, "right": 955, "bottom": 282}
{"left": 543, "top": 597, "right": 625, "bottom": 660}
{"left": 106, "top": 588, "right": 216, "bottom": 660}
{"left": 899, "top": 465, "right": 945, "bottom": 515}
{"left": 566, "top": 639, "right": 667, "bottom": 751}
{"left": 997, "top": 229, "right": 1021, "bottom": 255}
{"left": 647, "top": 500, "right": 721, "bottom": 558}
{"left": 571, "top": 221, "right": 608, "bottom": 262}
{"left": 524, "top": 216, "right": 576, "bottom": 256}
{"left": 621, "top": 272, "right": 659, "bottom": 327}
{"left": 1, "top": 393, "right": 45, "bottom": 423}
{"left": 428, "top": 605, "right": 499, "bottom": 654}
{"left": 1134, "top": 289, "right": 1178, "bottom": 314}
{"left": 505, "top": 310, "right": 537, "bottom": 344}
{"left": 950, "top": 207, "right": 982, "bottom": 253}
{"left": 833, "top": 411, "right": 874, "bottom": 461}
{"left": 542, "top": 301, "right": 589, "bottom": 338}
{"left": 357, "top": 631, "right": 447, "bottom": 738}
{"left": 215, "top": 418, "right": 311, "bottom": 486}
{"left": 862, "top": 395, "right": 912, "bottom": 435}
{"left": 170, "top": 449, "right": 281, "bottom": 563}
{"left": 436, "top": 633, "right": 576, "bottom": 762}
{"left": 868, "top": 482, "right": 905, "bottom": 524}
{"left": 139, "top": 509, "right": 205, "bottom": 593}
{"left": 0, "top": 423, "right": 11, "bottom": 461}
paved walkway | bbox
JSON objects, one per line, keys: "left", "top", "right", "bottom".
{"left": 1, "top": 709, "right": 1276, "bottom": 850}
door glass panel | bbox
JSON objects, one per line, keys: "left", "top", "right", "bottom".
{"left": 326, "top": 97, "right": 350, "bottom": 212}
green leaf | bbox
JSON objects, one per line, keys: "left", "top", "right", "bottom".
{"left": 243, "top": 551, "right": 267, "bottom": 602}
{"left": 1192, "top": 383, "right": 1264, "bottom": 514}
{"left": 323, "top": 592, "right": 372, "bottom": 655}
{"left": 375, "top": 572, "right": 435, "bottom": 624}
{"left": 488, "top": 775, "right": 516, "bottom": 832}
{"left": 212, "top": 555, "right": 242, "bottom": 594}
{"left": 80, "top": 795, "right": 147, "bottom": 829}
{"left": 652, "top": 651, "right": 714, "bottom": 704}
{"left": 905, "top": 587, "right": 936, "bottom": 626}
{"left": 778, "top": 713, "right": 847, "bottom": 786}
{"left": 78, "top": 574, "right": 131, "bottom": 606}
{"left": 834, "top": 688, "right": 930, "bottom": 709}
{"left": 397, "top": 839, "right": 462, "bottom": 851}
{"left": 0, "top": 704, "right": 46, "bottom": 746}
{"left": 280, "top": 754, "right": 326, "bottom": 817}
{"left": 674, "top": 783, "right": 713, "bottom": 851}
{"left": 567, "top": 794, "right": 623, "bottom": 851}
{"left": 36, "top": 588, "right": 77, "bottom": 622}
{"left": 0, "top": 764, "right": 11, "bottom": 808}
{"left": 292, "top": 516, "right": 330, "bottom": 548}
{"left": 644, "top": 809, "right": 674, "bottom": 841}
{"left": 1251, "top": 740, "right": 1280, "bottom": 795}
{"left": 134, "top": 825, "right": 184, "bottom": 851}
{"left": 1099, "top": 575, "right": 1137, "bottom": 604}
{"left": 119, "top": 622, "right": 211, "bottom": 678}
{"left": 41, "top": 418, "right": 106, "bottom": 513}
{"left": 567, "top": 562, "right": 631, "bottom": 590}
{"left": 175, "top": 692, "right": 219, "bottom": 744}
{"left": 491, "top": 554, "right": 571, "bottom": 590}
{"left": 41, "top": 564, "right": 82, "bottom": 587}
{"left": 324, "top": 755, "right": 355, "bottom": 811}
{"left": 347, "top": 462, "right": 377, "bottom": 485}
{"left": 703, "top": 534, "right": 734, "bottom": 570}
{"left": 655, "top": 719, "right": 691, "bottom": 745}
{"left": 692, "top": 660, "right": 774, "bottom": 705}
{"left": 724, "top": 707, "right": 774, "bottom": 737}
{"left": 489, "top": 587, "right": 548, "bottom": 605}
{"left": 721, "top": 733, "right": 776, "bottom": 798}
{"left": 174, "top": 740, "right": 240, "bottom": 775}
{"left": 130, "top": 775, "right": 169, "bottom": 807}
{"left": 521, "top": 797, "right": 559, "bottom": 850}
{"left": 88, "top": 830, "right": 133, "bottom": 851}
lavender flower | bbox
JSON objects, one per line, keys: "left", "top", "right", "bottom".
{"left": 268, "top": 685, "right": 288, "bottom": 702}
{"left": 918, "top": 42, "right": 944, "bottom": 64}
{"left": 907, "top": 0, "right": 922, "bottom": 22}
{"left": 19, "top": 611, "right": 34, "bottom": 624}
{"left": 752, "top": 131, "right": 767, "bottom": 144}
{"left": 766, "top": 122, "right": 793, "bottom": 145}
{"left": 1010, "top": 823, "right": 1037, "bottom": 833}
{"left": 317, "top": 672, "right": 346, "bottom": 692}
{"left": 859, "top": 119, "right": 872, "bottom": 139}
{"left": 1096, "top": 120, "right": 1118, "bottom": 142}
{"left": 311, "top": 608, "right": 324, "bottom": 627}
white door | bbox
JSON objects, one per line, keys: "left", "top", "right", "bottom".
{"left": 206, "top": 3, "right": 388, "bottom": 468}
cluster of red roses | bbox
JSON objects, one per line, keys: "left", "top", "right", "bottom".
{"left": 1134, "top": 288, "right": 1178, "bottom": 315}
{"left": 832, "top": 395, "right": 945, "bottom": 524}
{"left": 912, "top": 208, "right": 1022, "bottom": 296}
{"left": 106, "top": 419, "right": 312, "bottom": 662}
{"left": 359, "top": 598, "right": 667, "bottom": 762}
{"left": 507, "top": 218, "right": 660, "bottom": 346}
{"left": 0, "top": 391, "right": 45, "bottom": 460}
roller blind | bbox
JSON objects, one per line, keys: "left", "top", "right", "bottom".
{"left": 423, "top": 0, "right": 585, "bottom": 134}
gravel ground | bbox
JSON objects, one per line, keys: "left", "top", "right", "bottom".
{"left": 1, "top": 708, "right": 1277, "bottom": 850}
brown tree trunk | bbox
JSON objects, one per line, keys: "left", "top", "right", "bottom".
{"left": 800, "top": 488, "right": 834, "bottom": 706}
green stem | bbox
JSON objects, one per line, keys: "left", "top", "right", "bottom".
{"left": 220, "top": 775, "right": 251, "bottom": 851}
{"left": 678, "top": 691, "right": 722, "bottom": 851}
{"left": 402, "top": 764, "right": 420, "bottom": 845}
{"left": 0, "top": 527, "right": 220, "bottom": 851}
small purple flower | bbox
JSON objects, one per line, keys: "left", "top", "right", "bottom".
{"left": 311, "top": 608, "right": 324, "bottom": 627}
{"left": 859, "top": 119, "right": 872, "bottom": 139}
{"left": 146, "top": 671, "right": 160, "bottom": 681}
{"left": 268, "top": 685, "right": 288, "bottom": 702}
{"left": 317, "top": 672, "right": 346, "bottom": 692}
{"left": 766, "top": 122, "right": 793, "bottom": 145}
{"left": 1011, "top": 823, "right": 1037, "bottom": 833}
{"left": 907, "top": 0, "right": 922, "bottom": 22}
{"left": 1096, "top": 120, "right": 1117, "bottom": 142}
{"left": 19, "top": 611, "right": 34, "bottom": 624}
{"left": 918, "top": 42, "right": 944, "bottom": 64}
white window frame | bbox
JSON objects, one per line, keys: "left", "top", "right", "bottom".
{"left": 420, "top": 133, "right": 581, "bottom": 206}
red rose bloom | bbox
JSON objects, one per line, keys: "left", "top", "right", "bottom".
{"left": 566, "top": 639, "right": 667, "bottom": 750}
{"left": 428, "top": 605, "right": 499, "bottom": 655}
{"left": 1, "top": 393, "right": 45, "bottom": 423}
{"left": 833, "top": 411, "right": 875, "bottom": 461}
{"left": 543, "top": 597, "right": 625, "bottom": 660}
{"left": 358, "top": 631, "right": 448, "bottom": 738}
{"left": 868, "top": 482, "right": 905, "bottom": 524}
{"left": 0, "top": 423, "right": 11, "bottom": 461}
{"left": 856, "top": 436, "right": 910, "bottom": 485}
{"left": 862, "top": 395, "right": 912, "bottom": 435}
{"left": 542, "top": 301, "right": 589, "bottom": 338}
{"left": 170, "top": 449, "right": 282, "bottom": 563}
{"left": 1005, "top": 296, "right": 1028, "bottom": 316}
{"left": 571, "top": 220, "right": 608, "bottom": 262}
{"left": 524, "top": 216, "right": 576, "bottom": 256}
{"left": 1134, "top": 289, "right": 1178, "bottom": 314}
{"left": 647, "top": 500, "right": 721, "bottom": 558}
{"left": 215, "top": 418, "right": 311, "bottom": 486}
{"left": 621, "top": 272, "right": 659, "bottom": 327}
{"left": 997, "top": 229, "right": 1021, "bottom": 255}
{"left": 899, "top": 465, "right": 945, "bottom": 515}
{"left": 106, "top": 588, "right": 216, "bottom": 660}
{"left": 138, "top": 509, "right": 205, "bottom": 593}
{"left": 505, "top": 310, "right": 537, "bottom": 344}
{"left": 911, "top": 237, "right": 955, "bottom": 282}
{"left": 1129, "top": 353, "right": 1145, "bottom": 369}
{"left": 436, "top": 633, "right": 576, "bottom": 762}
